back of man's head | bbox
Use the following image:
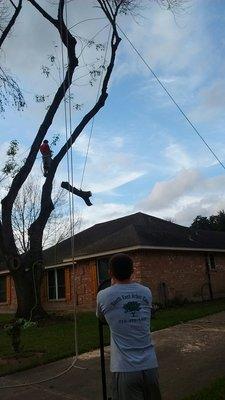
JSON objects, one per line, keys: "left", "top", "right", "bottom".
{"left": 43, "top": 139, "right": 49, "bottom": 144}
{"left": 109, "top": 253, "right": 133, "bottom": 281}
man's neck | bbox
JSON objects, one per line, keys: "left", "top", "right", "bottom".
{"left": 113, "top": 278, "right": 133, "bottom": 285}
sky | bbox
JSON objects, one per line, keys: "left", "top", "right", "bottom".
{"left": 1, "top": 0, "right": 225, "bottom": 233}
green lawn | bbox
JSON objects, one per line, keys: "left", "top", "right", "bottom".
{"left": 183, "top": 376, "right": 225, "bottom": 399}
{"left": 0, "top": 298, "right": 225, "bottom": 376}
{"left": 151, "top": 298, "right": 225, "bottom": 331}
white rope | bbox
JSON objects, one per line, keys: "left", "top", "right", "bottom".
{"left": 0, "top": 5, "right": 112, "bottom": 392}
{"left": 64, "top": 0, "right": 79, "bottom": 361}
{"left": 0, "top": 2, "right": 82, "bottom": 390}
{"left": 80, "top": 26, "right": 112, "bottom": 190}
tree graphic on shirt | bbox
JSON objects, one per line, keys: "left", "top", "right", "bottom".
{"left": 123, "top": 301, "right": 141, "bottom": 317}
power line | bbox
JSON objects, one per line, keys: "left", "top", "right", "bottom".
{"left": 80, "top": 26, "right": 112, "bottom": 189}
{"left": 117, "top": 25, "right": 225, "bottom": 172}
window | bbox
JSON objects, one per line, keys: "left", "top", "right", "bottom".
{"left": 0, "top": 276, "right": 7, "bottom": 303}
{"left": 207, "top": 254, "right": 216, "bottom": 270}
{"left": 97, "top": 258, "right": 110, "bottom": 285}
{"left": 48, "top": 268, "right": 65, "bottom": 300}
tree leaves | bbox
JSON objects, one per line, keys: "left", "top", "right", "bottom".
{"left": 191, "top": 210, "right": 225, "bottom": 232}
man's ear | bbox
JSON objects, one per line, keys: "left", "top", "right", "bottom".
{"left": 108, "top": 269, "right": 113, "bottom": 278}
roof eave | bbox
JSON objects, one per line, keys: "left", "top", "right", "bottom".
{"left": 62, "top": 244, "right": 225, "bottom": 263}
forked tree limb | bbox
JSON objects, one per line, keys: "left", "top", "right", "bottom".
{"left": 61, "top": 182, "right": 92, "bottom": 206}
{"left": 0, "top": 0, "right": 22, "bottom": 48}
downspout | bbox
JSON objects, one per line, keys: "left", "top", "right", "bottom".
{"left": 205, "top": 254, "right": 213, "bottom": 300}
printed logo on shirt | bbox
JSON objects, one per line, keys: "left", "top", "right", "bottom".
{"left": 111, "top": 293, "right": 150, "bottom": 307}
{"left": 123, "top": 301, "right": 141, "bottom": 317}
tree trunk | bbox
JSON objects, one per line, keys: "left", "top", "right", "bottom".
{"left": 12, "top": 259, "right": 47, "bottom": 320}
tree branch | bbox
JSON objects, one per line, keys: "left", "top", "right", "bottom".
{"left": 8, "top": 0, "right": 121, "bottom": 257}
{"left": 104, "top": 0, "right": 114, "bottom": 19}
{"left": 57, "top": 0, "right": 65, "bottom": 21}
{"left": 28, "top": 7, "right": 121, "bottom": 251}
{"left": 9, "top": 1, "right": 17, "bottom": 10}
{"left": 97, "top": 0, "right": 114, "bottom": 24}
{"left": 1, "top": 3, "right": 78, "bottom": 250}
{"left": 61, "top": 182, "right": 92, "bottom": 206}
{"left": 53, "top": 29, "right": 121, "bottom": 167}
{"left": 27, "top": 0, "right": 58, "bottom": 27}
{"left": 0, "top": 0, "right": 22, "bottom": 49}
{"left": 29, "top": 28, "right": 121, "bottom": 250}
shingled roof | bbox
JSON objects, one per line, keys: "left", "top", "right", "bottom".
{"left": 43, "top": 212, "right": 225, "bottom": 266}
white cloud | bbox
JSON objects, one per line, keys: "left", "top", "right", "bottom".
{"left": 73, "top": 130, "right": 146, "bottom": 193}
{"left": 137, "top": 169, "right": 225, "bottom": 226}
{"left": 164, "top": 143, "right": 193, "bottom": 170}
{"left": 79, "top": 201, "right": 133, "bottom": 230}
{"left": 138, "top": 169, "right": 200, "bottom": 211}
{"left": 189, "top": 80, "right": 225, "bottom": 123}
{"left": 115, "top": 2, "right": 204, "bottom": 82}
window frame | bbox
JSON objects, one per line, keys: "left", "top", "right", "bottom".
{"left": 97, "top": 257, "right": 110, "bottom": 285}
{"left": 47, "top": 268, "right": 66, "bottom": 301}
{"left": 207, "top": 254, "right": 216, "bottom": 271}
{"left": 0, "top": 275, "right": 7, "bottom": 304}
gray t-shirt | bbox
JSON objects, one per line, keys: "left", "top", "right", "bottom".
{"left": 96, "top": 282, "right": 158, "bottom": 372}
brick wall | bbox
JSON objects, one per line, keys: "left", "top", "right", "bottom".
{"left": 209, "top": 253, "right": 225, "bottom": 298}
{"left": 131, "top": 249, "right": 225, "bottom": 303}
{"left": 1, "top": 249, "right": 225, "bottom": 315}
{"left": 135, "top": 250, "right": 207, "bottom": 302}
{"left": 0, "top": 275, "right": 17, "bottom": 314}
{"left": 42, "top": 260, "right": 97, "bottom": 314}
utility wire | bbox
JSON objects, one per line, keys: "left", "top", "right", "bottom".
{"left": 80, "top": 26, "right": 112, "bottom": 189}
{"left": 117, "top": 25, "right": 225, "bottom": 171}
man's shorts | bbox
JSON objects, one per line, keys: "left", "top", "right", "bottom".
{"left": 112, "top": 368, "right": 161, "bottom": 400}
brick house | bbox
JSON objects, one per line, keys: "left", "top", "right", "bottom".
{"left": 1, "top": 212, "right": 225, "bottom": 314}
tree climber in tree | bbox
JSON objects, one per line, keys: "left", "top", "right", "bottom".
{"left": 97, "top": 254, "right": 161, "bottom": 400}
{"left": 40, "top": 140, "right": 52, "bottom": 177}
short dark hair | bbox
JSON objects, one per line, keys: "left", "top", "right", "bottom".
{"left": 43, "top": 139, "right": 48, "bottom": 143}
{"left": 109, "top": 253, "right": 133, "bottom": 281}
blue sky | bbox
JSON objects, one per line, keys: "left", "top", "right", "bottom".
{"left": 1, "top": 0, "right": 225, "bottom": 232}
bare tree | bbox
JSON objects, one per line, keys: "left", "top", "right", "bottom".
{"left": 0, "top": 0, "right": 22, "bottom": 48}
{"left": 0, "top": 0, "right": 25, "bottom": 112}
{"left": 12, "top": 178, "right": 81, "bottom": 253}
{"left": 0, "top": 0, "right": 182, "bottom": 319}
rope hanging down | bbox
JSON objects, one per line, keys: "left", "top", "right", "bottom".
{"left": 117, "top": 25, "right": 225, "bottom": 172}
{"left": 80, "top": 26, "right": 112, "bottom": 190}
{"left": 60, "top": 0, "right": 79, "bottom": 370}
{"left": 0, "top": 3, "right": 81, "bottom": 390}
{"left": 0, "top": 9, "right": 112, "bottom": 392}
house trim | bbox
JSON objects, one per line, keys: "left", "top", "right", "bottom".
{"left": 0, "top": 270, "right": 9, "bottom": 275}
{"left": 45, "top": 262, "right": 75, "bottom": 270}
{"left": 2, "top": 245, "right": 225, "bottom": 272}
{"left": 62, "top": 244, "right": 225, "bottom": 263}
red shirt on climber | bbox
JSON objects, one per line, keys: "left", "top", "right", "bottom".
{"left": 40, "top": 140, "right": 52, "bottom": 177}
{"left": 40, "top": 140, "right": 51, "bottom": 155}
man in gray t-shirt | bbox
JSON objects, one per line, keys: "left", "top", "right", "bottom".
{"left": 96, "top": 253, "right": 161, "bottom": 400}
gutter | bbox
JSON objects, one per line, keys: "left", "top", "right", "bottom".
{"left": 0, "top": 270, "right": 9, "bottom": 275}
{"left": 2, "top": 245, "right": 225, "bottom": 271}
{"left": 62, "top": 244, "right": 225, "bottom": 263}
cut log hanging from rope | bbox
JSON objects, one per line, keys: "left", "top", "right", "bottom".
{"left": 61, "top": 181, "right": 92, "bottom": 206}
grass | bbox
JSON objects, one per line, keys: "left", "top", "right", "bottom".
{"left": 183, "top": 376, "right": 225, "bottom": 399}
{"left": 151, "top": 298, "right": 225, "bottom": 331}
{"left": 0, "top": 312, "right": 106, "bottom": 376}
{"left": 0, "top": 297, "right": 225, "bottom": 376}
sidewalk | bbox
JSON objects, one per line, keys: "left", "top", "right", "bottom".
{"left": 0, "top": 311, "right": 225, "bottom": 400}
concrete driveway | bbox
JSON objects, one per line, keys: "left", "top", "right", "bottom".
{"left": 0, "top": 311, "right": 225, "bottom": 400}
